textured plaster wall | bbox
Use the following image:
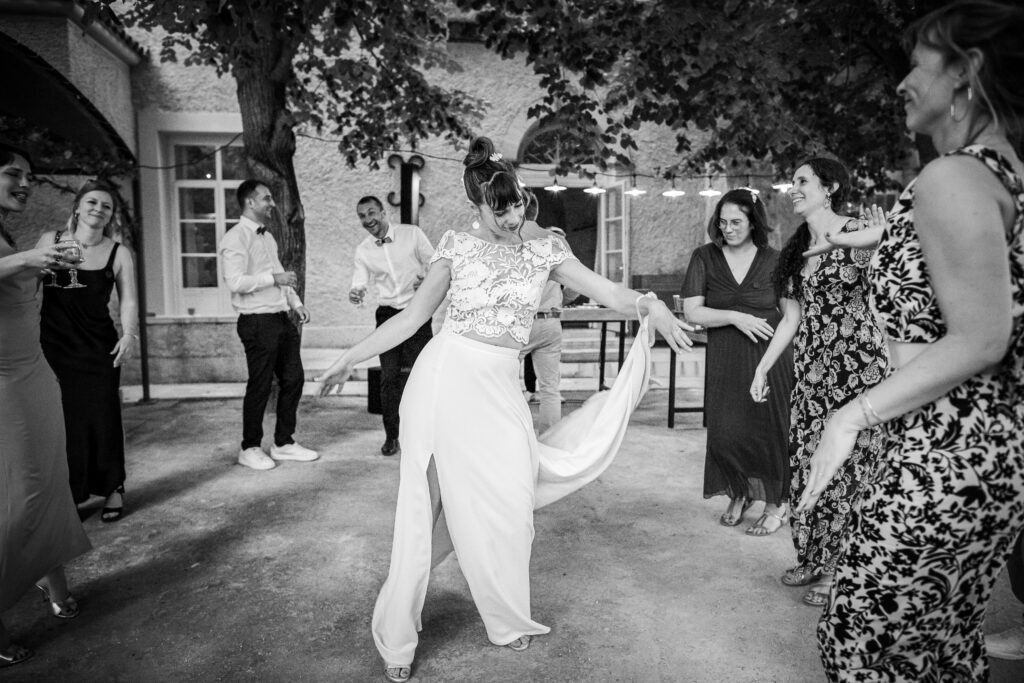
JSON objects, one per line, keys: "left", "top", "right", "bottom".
{"left": 2, "top": 16, "right": 70, "bottom": 72}
{"left": 131, "top": 27, "right": 239, "bottom": 112}
{"left": 3, "top": 16, "right": 136, "bottom": 152}
{"left": 65, "top": 21, "right": 136, "bottom": 150}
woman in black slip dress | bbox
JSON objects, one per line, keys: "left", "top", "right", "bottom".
{"left": 38, "top": 179, "right": 139, "bottom": 523}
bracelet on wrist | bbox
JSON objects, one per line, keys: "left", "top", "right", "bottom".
{"left": 858, "top": 394, "right": 883, "bottom": 428}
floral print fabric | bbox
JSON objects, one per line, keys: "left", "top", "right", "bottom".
{"left": 431, "top": 231, "right": 576, "bottom": 344}
{"left": 783, "top": 219, "right": 888, "bottom": 576}
{"left": 819, "top": 146, "right": 1024, "bottom": 681}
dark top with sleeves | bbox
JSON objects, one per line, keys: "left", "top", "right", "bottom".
{"left": 682, "top": 243, "right": 793, "bottom": 504}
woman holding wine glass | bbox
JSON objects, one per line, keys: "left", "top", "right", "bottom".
{"left": 1, "top": 141, "right": 91, "bottom": 669}
{"left": 37, "top": 179, "right": 139, "bottom": 522}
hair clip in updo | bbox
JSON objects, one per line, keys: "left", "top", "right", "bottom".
{"left": 738, "top": 186, "right": 759, "bottom": 202}
{"left": 489, "top": 152, "right": 503, "bottom": 162}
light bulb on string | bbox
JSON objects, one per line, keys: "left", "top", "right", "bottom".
{"left": 624, "top": 173, "right": 646, "bottom": 197}
{"left": 662, "top": 175, "right": 685, "bottom": 198}
{"left": 583, "top": 179, "right": 606, "bottom": 195}
{"left": 544, "top": 177, "right": 567, "bottom": 193}
{"left": 772, "top": 182, "right": 793, "bottom": 192}
{"left": 698, "top": 176, "right": 722, "bottom": 198}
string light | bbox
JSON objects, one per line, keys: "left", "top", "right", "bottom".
{"left": 662, "top": 176, "right": 685, "bottom": 198}
{"left": 624, "top": 173, "right": 647, "bottom": 197}
{"left": 698, "top": 177, "right": 722, "bottom": 197}
{"left": 298, "top": 131, "right": 800, "bottom": 200}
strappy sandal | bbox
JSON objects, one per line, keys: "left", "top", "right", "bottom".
{"left": 101, "top": 485, "right": 125, "bottom": 523}
{"left": 384, "top": 665, "right": 411, "bottom": 682}
{"left": 0, "top": 644, "right": 34, "bottom": 668}
{"left": 802, "top": 579, "right": 833, "bottom": 607}
{"left": 507, "top": 635, "right": 532, "bottom": 651}
{"left": 719, "top": 497, "right": 754, "bottom": 527}
{"left": 35, "top": 584, "right": 80, "bottom": 619}
{"left": 781, "top": 564, "right": 822, "bottom": 587}
{"left": 745, "top": 505, "right": 789, "bottom": 536}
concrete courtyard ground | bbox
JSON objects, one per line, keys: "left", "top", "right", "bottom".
{"left": 4, "top": 387, "right": 1023, "bottom": 682}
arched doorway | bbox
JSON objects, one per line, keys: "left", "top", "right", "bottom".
{"left": 517, "top": 122, "right": 601, "bottom": 278}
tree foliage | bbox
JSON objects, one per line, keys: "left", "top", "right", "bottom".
{"left": 459, "top": 0, "right": 948, "bottom": 188}
{"left": 110, "top": 0, "right": 483, "bottom": 298}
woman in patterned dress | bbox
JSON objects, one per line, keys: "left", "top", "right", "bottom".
{"left": 798, "top": 1, "right": 1024, "bottom": 679}
{"left": 751, "top": 159, "right": 888, "bottom": 606}
{"left": 683, "top": 188, "right": 793, "bottom": 535}
{"left": 317, "top": 137, "right": 693, "bottom": 683}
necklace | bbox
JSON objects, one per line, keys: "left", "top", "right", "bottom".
{"left": 73, "top": 231, "right": 105, "bottom": 250}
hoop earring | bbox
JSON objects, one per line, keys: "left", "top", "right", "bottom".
{"left": 950, "top": 85, "right": 972, "bottom": 123}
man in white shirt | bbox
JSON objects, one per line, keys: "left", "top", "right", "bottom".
{"left": 220, "top": 179, "right": 318, "bottom": 470}
{"left": 348, "top": 196, "right": 434, "bottom": 456}
{"left": 520, "top": 192, "right": 568, "bottom": 432}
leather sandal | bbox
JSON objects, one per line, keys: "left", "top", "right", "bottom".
{"left": 719, "top": 497, "right": 753, "bottom": 527}
{"left": 803, "top": 579, "right": 833, "bottom": 607}
{"left": 781, "top": 564, "right": 822, "bottom": 587}
{"left": 35, "top": 584, "right": 79, "bottom": 619}
{"left": 101, "top": 485, "right": 125, "bottom": 523}
{"left": 0, "top": 644, "right": 34, "bottom": 668}
{"left": 384, "top": 665, "right": 411, "bottom": 682}
{"left": 507, "top": 635, "right": 532, "bottom": 651}
{"left": 745, "top": 504, "right": 789, "bottom": 536}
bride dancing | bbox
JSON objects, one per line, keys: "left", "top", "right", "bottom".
{"left": 317, "top": 136, "right": 692, "bottom": 682}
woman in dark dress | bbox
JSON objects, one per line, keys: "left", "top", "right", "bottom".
{"left": 38, "top": 179, "right": 139, "bottom": 522}
{"left": 683, "top": 188, "right": 793, "bottom": 535}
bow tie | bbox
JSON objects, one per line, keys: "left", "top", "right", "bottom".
{"left": 375, "top": 236, "right": 393, "bottom": 246}
{"left": 256, "top": 226, "right": 267, "bottom": 235}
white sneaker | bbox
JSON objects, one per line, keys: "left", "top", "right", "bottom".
{"left": 238, "top": 447, "right": 275, "bottom": 470}
{"left": 986, "top": 624, "right": 1024, "bottom": 660}
{"left": 270, "top": 442, "right": 319, "bottom": 462}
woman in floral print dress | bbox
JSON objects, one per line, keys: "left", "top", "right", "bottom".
{"left": 799, "top": 1, "right": 1024, "bottom": 679}
{"left": 752, "top": 158, "right": 888, "bottom": 607}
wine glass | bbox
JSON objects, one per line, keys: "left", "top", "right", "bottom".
{"left": 59, "top": 240, "right": 86, "bottom": 289}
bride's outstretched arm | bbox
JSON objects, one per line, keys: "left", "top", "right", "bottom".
{"left": 317, "top": 259, "right": 451, "bottom": 395}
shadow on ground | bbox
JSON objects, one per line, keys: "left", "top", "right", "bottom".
{"left": 5, "top": 389, "right": 1022, "bottom": 682}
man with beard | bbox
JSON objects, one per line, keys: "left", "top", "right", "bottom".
{"left": 220, "top": 179, "right": 317, "bottom": 470}
{"left": 348, "top": 196, "right": 434, "bottom": 456}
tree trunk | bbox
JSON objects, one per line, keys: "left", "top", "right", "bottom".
{"left": 232, "top": 38, "right": 307, "bottom": 303}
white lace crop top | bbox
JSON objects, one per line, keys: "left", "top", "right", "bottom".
{"left": 430, "top": 230, "right": 578, "bottom": 343}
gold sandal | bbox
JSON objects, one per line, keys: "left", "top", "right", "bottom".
{"left": 384, "top": 665, "right": 411, "bottom": 682}
{"left": 745, "top": 505, "right": 789, "bottom": 536}
{"left": 507, "top": 635, "right": 532, "bottom": 651}
{"left": 719, "top": 497, "right": 754, "bottom": 527}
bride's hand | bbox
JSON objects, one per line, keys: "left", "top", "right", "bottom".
{"left": 316, "top": 361, "right": 354, "bottom": 396}
{"left": 651, "top": 302, "right": 693, "bottom": 353}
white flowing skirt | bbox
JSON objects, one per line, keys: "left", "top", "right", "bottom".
{"left": 371, "top": 319, "right": 653, "bottom": 667}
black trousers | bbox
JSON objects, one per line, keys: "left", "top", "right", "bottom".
{"left": 237, "top": 311, "right": 304, "bottom": 450}
{"left": 523, "top": 353, "right": 537, "bottom": 392}
{"left": 376, "top": 305, "right": 432, "bottom": 440}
